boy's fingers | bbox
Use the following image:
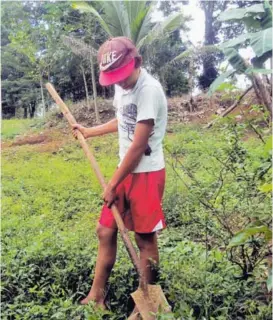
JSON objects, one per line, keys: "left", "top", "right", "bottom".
{"left": 71, "top": 124, "right": 86, "bottom": 138}
{"left": 72, "top": 124, "right": 82, "bottom": 131}
{"left": 106, "top": 196, "right": 119, "bottom": 208}
{"left": 71, "top": 128, "right": 78, "bottom": 139}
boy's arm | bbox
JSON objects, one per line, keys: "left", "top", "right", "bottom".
{"left": 72, "top": 118, "right": 118, "bottom": 139}
{"left": 103, "top": 119, "right": 154, "bottom": 207}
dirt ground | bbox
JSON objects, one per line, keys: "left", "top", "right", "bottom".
{"left": 57, "top": 89, "right": 261, "bottom": 126}
{"left": 2, "top": 129, "right": 68, "bottom": 153}
{"left": 3, "top": 89, "right": 262, "bottom": 152}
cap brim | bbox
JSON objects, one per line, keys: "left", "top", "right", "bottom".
{"left": 99, "top": 58, "right": 135, "bottom": 86}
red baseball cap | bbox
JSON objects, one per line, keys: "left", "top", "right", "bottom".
{"left": 97, "top": 37, "right": 140, "bottom": 86}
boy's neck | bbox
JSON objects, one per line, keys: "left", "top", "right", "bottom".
{"left": 127, "top": 68, "right": 141, "bottom": 90}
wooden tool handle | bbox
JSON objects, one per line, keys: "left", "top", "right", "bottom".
{"left": 45, "top": 83, "right": 143, "bottom": 280}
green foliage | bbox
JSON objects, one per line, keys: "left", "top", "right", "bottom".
{"left": 218, "top": 4, "right": 265, "bottom": 21}
{"left": 2, "top": 119, "right": 44, "bottom": 140}
{"left": 250, "top": 27, "right": 273, "bottom": 57}
{"left": 228, "top": 225, "right": 272, "bottom": 248}
{"left": 2, "top": 118, "right": 272, "bottom": 319}
{"left": 71, "top": 1, "right": 112, "bottom": 36}
{"left": 160, "top": 238, "right": 241, "bottom": 319}
{"left": 2, "top": 132, "right": 119, "bottom": 318}
{"left": 72, "top": 0, "right": 187, "bottom": 49}
{"left": 209, "top": 0, "right": 272, "bottom": 95}
{"left": 267, "top": 269, "right": 272, "bottom": 292}
{"left": 142, "top": 34, "right": 189, "bottom": 96}
{"left": 214, "top": 82, "right": 237, "bottom": 93}
{"left": 164, "top": 120, "right": 271, "bottom": 284}
{"left": 208, "top": 70, "right": 235, "bottom": 96}
{"left": 137, "top": 11, "right": 186, "bottom": 49}
{"left": 246, "top": 67, "right": 273, "bottom": 75}
{"left": 1, "top": 1, "right": 105, "bottom": 118}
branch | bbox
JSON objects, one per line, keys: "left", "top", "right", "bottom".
{"left": 229, "top": 247, "right": 245, "bottom": 272}
{"left": 205, "top": 86, "right": 253, "bottom": 129}
{"left": 248, "top": 121, "right": 266, "bottom": 144}
{"left": 165, "top": 151, "right": 234, "bottom": 236}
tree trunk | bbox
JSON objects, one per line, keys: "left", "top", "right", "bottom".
{"left": 40, "top": 75, "right": 45, "bottom": 118}
{"left": 189, "top": 58, "right": 194, "bottom": 112}
{"left": 23, "top": 107, "right": 28, "bottom": 119}
{"left": 90, "top": 55, "right": 100, "bottom": 123}
{"left": 244, "top": 58, "right": 272, "bottom": 117}
{"left": 80, "top": 64, "right": 90, "bottom": 108}
{"left": 253, "top": 75, "right": 272, "bottom": 116}
{"left": 29, "top": 102, "right": 36, "bottom": 118}
{"left": 270, "top": 57, "right": 273, "bottom": 96}
{"left": 200, "top": 1, "right": 218, "bottom": 89}
{"left": 251, "top": 78, "right": 263, "bottom": 105}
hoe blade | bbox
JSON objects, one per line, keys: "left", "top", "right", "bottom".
{"left": 129, "top": 284, "right": 171, "bottom": 320}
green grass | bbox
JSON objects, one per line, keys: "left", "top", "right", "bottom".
{"left": 2, "top": 119, "right": 271, "bottom": 320}
{"left": 2, "top": 118, "right": 45, "bottom": 140}
{"left": 2, "top": 133, "right": 119, "bottom": 257}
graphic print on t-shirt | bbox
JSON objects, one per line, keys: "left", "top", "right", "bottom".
{"left": 120, "top": 103, "right": 137, "bottom": 141}
{"left": 120, "top": 103, "right": 154, "bottom": 155}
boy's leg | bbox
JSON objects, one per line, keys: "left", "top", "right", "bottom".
{"left": 81, "top": 223, "right": 118, "bottom": 306}
{"left": 134, "top": 232, "right": 159, "bottom": 284}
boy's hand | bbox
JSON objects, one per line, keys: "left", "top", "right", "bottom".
{"left": 72, "top": 124, "right": 87, "bottom": 139}
{"left": 103, "top": 183, "right": 117, "bottom": 208}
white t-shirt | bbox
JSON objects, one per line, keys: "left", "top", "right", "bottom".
{"left": 113, "top": 68, "right": 167, "bottom": 173}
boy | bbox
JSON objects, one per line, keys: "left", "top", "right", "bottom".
{"left": 72, "top": 37, "right": 167, "bottom": 309}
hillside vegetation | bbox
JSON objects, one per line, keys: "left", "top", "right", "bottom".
{"left": 2, "top": 107, "right": 272, "bottom": 319}
{"left": 2, "top": 0, "right": 272, "bottom": 318}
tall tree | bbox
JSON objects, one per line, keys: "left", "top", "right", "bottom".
{"left": 198, "top": 0, "right": 265, "bottom": 89}
{"left": 72, "top": 0, "right": 189, "bottom": 97}
{"left": 1, "top": 2, "right": 41, "bottom": 118}
{"left": 208, "top": 0, "right": 272, "bottom": 115}
{"left": 198, "top": 1, "right": 228, "bottom": 89}
{"left": 62, "top": 35, "right": 102, "bottom": 123}
{"left": 72, "top": 1, "right": 187, "bottom": 50}
{"left": 1, "top": 1, "right": 99, "bottom": 118}
{"left": 7, "top": 2, "right": 51, "bottom": 117}
{"left": 146, "top": 1, "right": 190, "bottom": 96}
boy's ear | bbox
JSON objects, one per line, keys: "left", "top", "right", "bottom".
{"left": 135, "top": 56, "right": 142, "bottom": 68}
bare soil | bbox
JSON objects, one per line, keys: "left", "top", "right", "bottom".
{"left": 3, "top": 89, "right": 263, "bottom": 152}
{"left": 51, "top": 89, "right": 260, "bottom": 127}
{"left": 12, "top": 134, "right": 49, "bottom": 146}
{"left": 2, "top": 129, "right": 68, "bottom": 153}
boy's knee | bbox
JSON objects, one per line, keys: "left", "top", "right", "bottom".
{"left": 96, "top": 223, "right": 117, "bottom": 243}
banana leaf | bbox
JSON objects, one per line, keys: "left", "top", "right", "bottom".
{"left": 250, "top": 27, "right": 273, "bottom": 57}
{"left": 218, "top": 4, "right": 265, "bottom": 21}
{"left": 208, "top": 69, "right": 235, "bottom": 96}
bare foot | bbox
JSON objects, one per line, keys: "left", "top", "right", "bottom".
{"left": 128, "top": 306, "right": 141, "bottom": 320}
{"left": 80, "top": 296, "right": 106, "bottom": 310}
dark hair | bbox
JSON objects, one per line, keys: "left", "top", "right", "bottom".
{"left": 134, "top": 56, "right": 142, "bottom": 68}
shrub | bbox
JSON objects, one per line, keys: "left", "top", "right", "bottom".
{"left": 2, "top": 119, "right": 271, "bottom": 319}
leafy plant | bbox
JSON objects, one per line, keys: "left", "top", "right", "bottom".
{"left": 2, "top": 117, "right": 272, "bottom": 319}
{"left": 208, "top": 1, "right": 272, "bottom": 115}
{"left": 71, "top": 1, "right": 187, "bottom": 49}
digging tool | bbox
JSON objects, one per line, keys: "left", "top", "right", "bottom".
{"left": 45, "top": 83, "right": 171, "bottom": 320}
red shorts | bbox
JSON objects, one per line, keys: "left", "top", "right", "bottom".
{"left": 99, "top": 168, "right": 166, "bottom": 233}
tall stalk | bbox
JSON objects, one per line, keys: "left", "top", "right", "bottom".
{"left": 80, "top": 64, "right": 91, "bottom": 108}
{"left": 40, "top": 74, "right": 45, "bottom": 118}
{"left": 90, "top": 55, "right": 100, "bottom": 123}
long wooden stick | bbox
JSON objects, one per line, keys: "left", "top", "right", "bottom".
{"left": 45, "top": 83, "right": 144, "bottom": 282}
